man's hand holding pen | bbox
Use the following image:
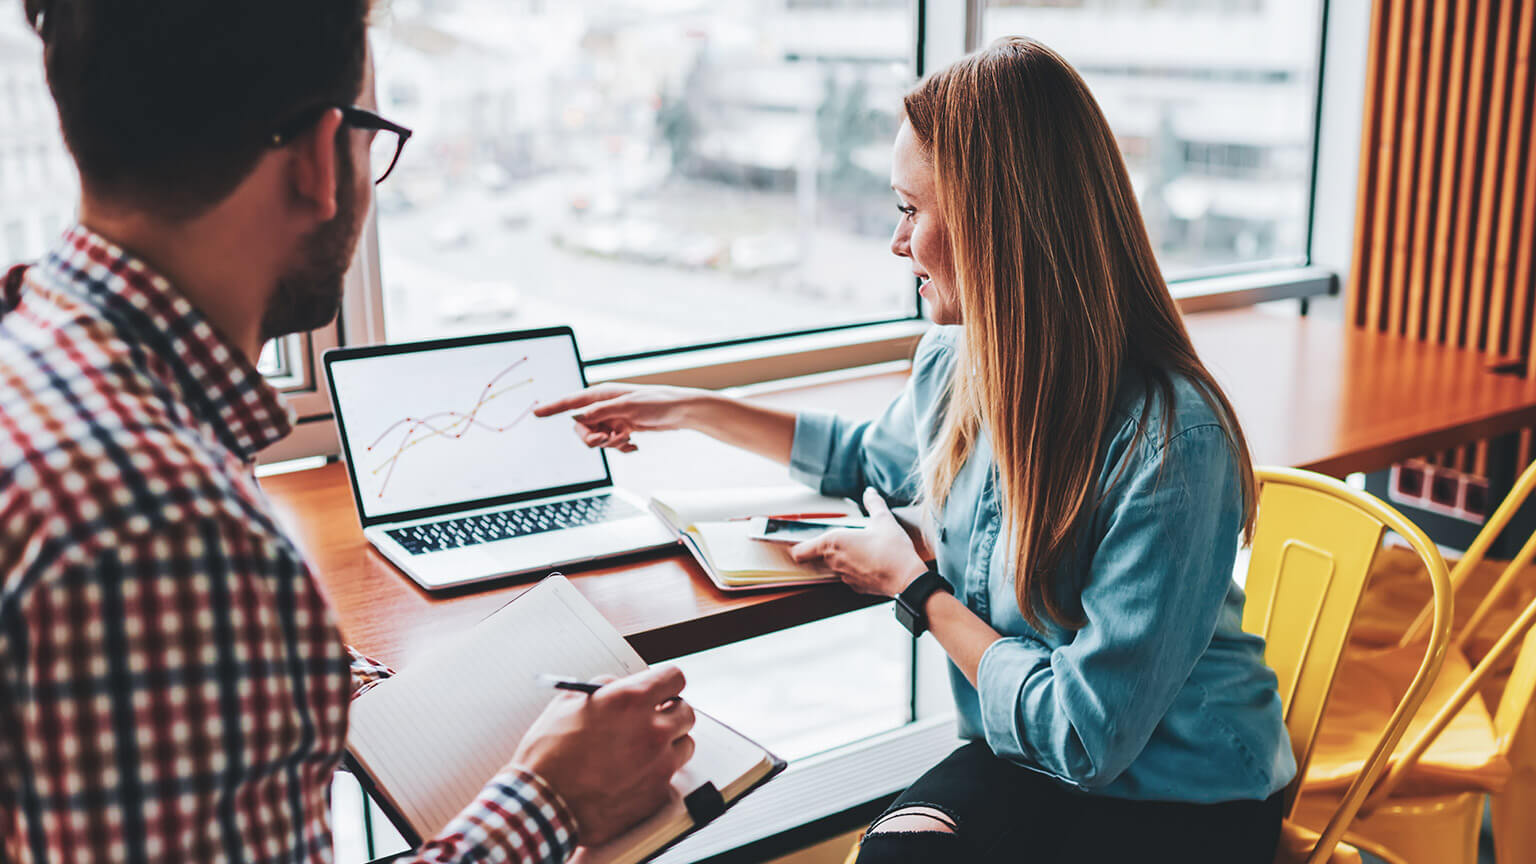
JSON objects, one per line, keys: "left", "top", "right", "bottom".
{"left": 513, "top": 667, "right": 696, "bottom": 846}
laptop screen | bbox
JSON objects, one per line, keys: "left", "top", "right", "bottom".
{"left": 325, "top": 328, "right": 611, "bottom": 524}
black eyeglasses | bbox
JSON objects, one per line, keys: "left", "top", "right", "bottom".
{"left": 271, "top": 105, "right": 414, "bottom": 185}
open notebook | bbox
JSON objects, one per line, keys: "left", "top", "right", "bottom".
{"left": 346, "top": 575, "right": 785, "bottom": 864}
{"left": 649, "top": 486, "right": 864, "bottom": 591}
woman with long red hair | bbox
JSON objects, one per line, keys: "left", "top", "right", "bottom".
{"left": 538, "top": 37, "right": 1294, "bottom": 863}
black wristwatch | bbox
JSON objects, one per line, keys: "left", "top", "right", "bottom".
{"left": 894, "top": 567, "right": 952, "bottom": 637}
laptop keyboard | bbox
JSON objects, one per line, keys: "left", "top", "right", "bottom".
{"left": 386, "top": 494, "right": 641, "bottom": 555}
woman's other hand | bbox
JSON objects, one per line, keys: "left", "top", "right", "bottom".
{"left": 791, "top": 488, "right": 927, "bottom": 597}
{"left": 533, "top": 384, "right": 704, "bottom": 453}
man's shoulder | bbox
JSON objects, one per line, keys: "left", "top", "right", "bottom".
{"left": 0, "top": 339, "right": 260, "bottom": 576}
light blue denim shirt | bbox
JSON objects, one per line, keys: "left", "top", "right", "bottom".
{"left": 789, "top": 327, "right": 1297, "bottom": 802}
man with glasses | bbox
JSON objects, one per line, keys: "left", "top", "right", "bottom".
{"left": 0, "top": 2, "right": 694, "bottom": 861}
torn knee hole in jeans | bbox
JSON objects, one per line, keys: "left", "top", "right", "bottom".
{"left": 866, "top": 805, "right": 960, "bottom": 836}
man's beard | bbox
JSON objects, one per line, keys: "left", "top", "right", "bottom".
{"left": 260, "top": 153, "right": 365, "bottom": 342}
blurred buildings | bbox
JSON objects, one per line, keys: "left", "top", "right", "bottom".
{"left": 370, "top": 0, "right": 917, "bottom": 354}
{"left": 0, "top": 0, "right": 1321, "bottom": 356}
{"left": 986, "top": 0, "right": 1321, "bottom": 275}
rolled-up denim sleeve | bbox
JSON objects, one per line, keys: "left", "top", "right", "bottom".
{"left": 787, "top": 330, "right": 954, "bottom": 504}
{"left": 976, "top": 424, "right": 1244, "bottom": 790}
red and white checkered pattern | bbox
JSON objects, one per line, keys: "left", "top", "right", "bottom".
{"left": 0, "top": 227, "right": 575, "bottom": 863}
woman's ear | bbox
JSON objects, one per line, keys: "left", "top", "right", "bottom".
{"left": 287, "top": 108, "right": 345, "bottom": 222}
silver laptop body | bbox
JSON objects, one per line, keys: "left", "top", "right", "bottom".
{"left": 323, "top": 326, "right": 674, "bottom": 592}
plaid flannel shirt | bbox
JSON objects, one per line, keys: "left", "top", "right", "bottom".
{"left": 0, "top": 227, "right": 577, "bottom": 862}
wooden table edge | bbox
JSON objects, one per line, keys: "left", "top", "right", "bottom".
{"left": 1296, "top": 402, "right": 1536, "bottom": 478}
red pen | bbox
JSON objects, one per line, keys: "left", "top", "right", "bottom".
{"left": 727, "top": 512, "right": 853, "bottom": 522}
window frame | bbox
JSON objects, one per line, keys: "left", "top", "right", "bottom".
{"left": 255, "top": 321, "right": 341, "bottom": 463}
{"left": 260, "top": 333, "right": 313, "bottom": 391}
{"left": 260, "top": 0, "right": 1359, "bottom": 465}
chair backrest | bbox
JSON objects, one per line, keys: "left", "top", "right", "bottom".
{"left": 1362, "top": 527, "right": 1536, "bottom": 810}
{"left": 1448, "top": 459, "right": 1536, "bottom": 649}
{"left": 1490, "top": 622, "right": 1536, "bottom": 864}
{"left": 1242, "top": 467, "right": 1453, "bottom": 864}
{"left": 1403, "top": 457, "right": 1536, "bottom": 648}
{"left": 1494, "top": 616, "right": 1536, "bottom": 747}
{"left": 1358, "top": 458, "right": 1536, "bottom": 810}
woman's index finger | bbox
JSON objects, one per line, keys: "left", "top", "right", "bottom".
{"left": 531, "top": 388, "right": 609, "bottom": 417}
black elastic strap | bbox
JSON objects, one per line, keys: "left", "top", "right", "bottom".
{"left": 684, "top": 782, "right": 727, "bottom": 826}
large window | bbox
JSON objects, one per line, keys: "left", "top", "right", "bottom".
{"left": 0, "top": 17, "right": 75, "bottom": 266}
{"left": 984, "top": 0, "right": 1325, "bottom": 278}
{"left": 369, "top": 0, "right": 918, "bottom": 361}
{"left": 4, "top": 0, "right": 1330, "bottom": 384}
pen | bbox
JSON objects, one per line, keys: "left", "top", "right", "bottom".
{"left": 726, "top": 512, "right": 852, "bottom": 522}
{"left": 538, "top": 674, "right": 602, "bottom": 694}
{"left": 539, "top": 673, "right": 685, "bottom": 709}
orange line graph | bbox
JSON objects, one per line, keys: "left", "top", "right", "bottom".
{"left": 366, "top": 356, "right": 536, "bottom": 498}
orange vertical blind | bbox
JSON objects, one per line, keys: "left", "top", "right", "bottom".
{"left": 1350, "top": 0, "right": 1536, "bottom": 470}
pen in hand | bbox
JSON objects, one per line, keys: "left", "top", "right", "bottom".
{"left": 538, "top": 674, "right": 603, "bottom": 695}
{"left": 539, "top": 673, "right": 686, "bottom": 710}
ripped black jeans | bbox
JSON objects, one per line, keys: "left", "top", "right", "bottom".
{"left": 855, "top": 742, "right": 1284, "bottom": 864}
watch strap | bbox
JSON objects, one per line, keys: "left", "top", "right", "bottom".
{"left": 895, "top": 568, "right": 951, "bottom": 637}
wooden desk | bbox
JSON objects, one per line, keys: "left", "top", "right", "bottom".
{"left": 1193, "top": 310, "right": 1536, "bottom": 476}
{"left": 261, "top": 309, "right": 1536, "bottom": 669}
{"left": 262, "top": 368, "right": 905, "bottom": 669}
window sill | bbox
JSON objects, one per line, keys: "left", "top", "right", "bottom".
{"left": 1171, "top": 266, "right": 1335, "bottom": 313}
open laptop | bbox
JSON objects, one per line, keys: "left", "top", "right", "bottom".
{"left": 323, "top": 326, "right": 675, "bottom": 591}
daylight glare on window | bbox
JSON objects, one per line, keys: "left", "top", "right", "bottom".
{"left": 369, "top": 0, "right": 918, "bottom": 359}
{"left": 985, "top": 0, "right": 1323, "bottom": 279}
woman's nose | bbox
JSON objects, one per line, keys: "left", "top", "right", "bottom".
{"left": 890, "top": 221, "right": 911, "bottom": 258}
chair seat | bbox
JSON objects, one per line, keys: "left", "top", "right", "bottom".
{"left": 1291, "top": 789, "right": 1485, "bottom": 864}
{"left": 1302, "top": 642, "right": 1510, "bottom": 797}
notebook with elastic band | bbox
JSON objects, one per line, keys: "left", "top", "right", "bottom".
{"left": 345, "top": 574, "right": 785, "bottom": 864}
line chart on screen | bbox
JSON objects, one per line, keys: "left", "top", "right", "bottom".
{"left": 365, "top": 356, "right": 536, "bottom": 498}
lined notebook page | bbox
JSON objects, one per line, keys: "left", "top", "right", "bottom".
{"left": 347, "top": 575, "right": 647, "bottom": 838}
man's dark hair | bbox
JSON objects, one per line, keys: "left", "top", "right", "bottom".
{"left": 23, "top": 0, "right": 371, "bottom": 219}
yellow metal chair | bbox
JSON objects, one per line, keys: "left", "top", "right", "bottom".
{"left": 1241, "top": 468, "right": 1453, "bottom": 864}
{"left": 1350, "top": 459, "right": 1536, "bottom": 697}
{"left": 1275, "top": 822, "right": 1410, "bottom": 864}
{"left": 1492, "top": 633, "right": 1536, "bottom": 864}
{"left": 1392, "top": 459, "right": 1536, "bottom": 864}
{"left": 1293, "top": 544, "right": 1536, "bottom": 863}
{"left": 1291, "top": 460, "right": 1536, "bottom": 864}
{"left": 1404, "top": 459, "right": 1536, "bottom": 651}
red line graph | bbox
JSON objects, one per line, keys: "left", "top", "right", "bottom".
{"left": 366, "top": 356, "right": 536, "bottom": 498}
